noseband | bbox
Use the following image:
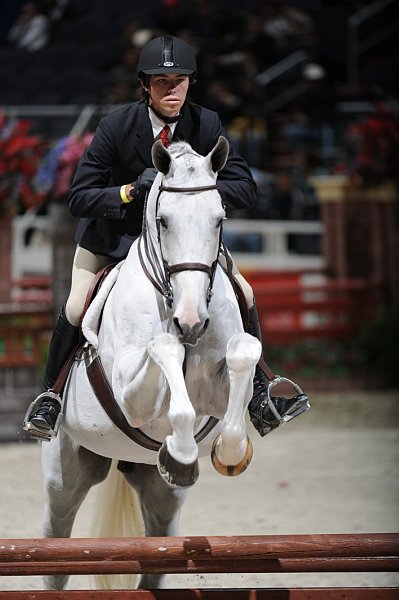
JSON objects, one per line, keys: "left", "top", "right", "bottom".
{"left": 138, "top": 183, "right": 222, "bottom": 307}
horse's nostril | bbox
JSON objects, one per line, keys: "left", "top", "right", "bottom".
{"left": 173, "top": 316, "right": 184, "bottom": 335}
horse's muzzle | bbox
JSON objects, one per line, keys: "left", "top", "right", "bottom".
{"left": 173, "top": 316, "right": 209, "bottom": 345}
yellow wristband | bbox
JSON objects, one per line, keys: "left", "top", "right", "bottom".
{"left": 120, "top": 185, "right": 130, "bottom": 204}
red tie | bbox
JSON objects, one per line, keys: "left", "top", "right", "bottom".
{"left": 160, "top": 124, "right": 171, "bottom": 148}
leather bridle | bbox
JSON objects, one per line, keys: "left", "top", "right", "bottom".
{"left": 138, "top": 183, "right": 223, "bottom": 307}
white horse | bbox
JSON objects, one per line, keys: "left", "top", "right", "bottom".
{"left": 41, "top": 136, "right": 262, "bottom": 590}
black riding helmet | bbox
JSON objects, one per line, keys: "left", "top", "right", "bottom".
{"left": 138, "top": 35, "right": 197, "bottom": 79}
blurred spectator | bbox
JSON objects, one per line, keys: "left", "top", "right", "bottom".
{"left": 272, "top": 170, "right": 294, "bottom": 219}
{"left": 205, "top": 80, "right": 244, "bottom": 121}
{"left": 228, "top": 116, "right": 268, "bottom": 169}
{"left": 7, "top": 1, "right": 50, "bottom": 52}
{"left": 108, "top": 46, "right": 141, "bottom": 86}
{"left": 261, "top": 0, "right": 316, "bottom": 58}
{"left": 241, "top": 13, "right": 279, "bottom": 70}
{"left": 280, "top": 109, "right": 319, "bottom": 150}
{"left": 47, "top": 0, "right": 70, "bottom": 22}
{"left": 291, "top": 149, "right": 321, "bottom": 220}
{"left": 101, "top": 79, "right": 138, "bottom": 105}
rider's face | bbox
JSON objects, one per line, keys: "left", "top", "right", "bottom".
{"left": 146, "top": 74, "right": 189, "bottom": 117}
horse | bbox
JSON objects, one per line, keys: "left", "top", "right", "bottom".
{"left": 40, "top": 136, "right": 262, "bottom": 590}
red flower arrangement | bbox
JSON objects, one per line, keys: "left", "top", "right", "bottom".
{"left": 345, "top": 101, "right": 399, "bottom": 186}
{"left": 0, "top": 112, "right": 47, "bottom": 213}
{"left": 0, "top": 111, "right": 94, "bottom": 214}
{"left": 53, "top": 133, "right": 94, "bottom": 200}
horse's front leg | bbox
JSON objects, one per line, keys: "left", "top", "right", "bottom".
{"left": 211, "top": 332, "right": 261, "bottom": 476}
{"left": 147, "top": 332, "right": 198, "bottom": 488}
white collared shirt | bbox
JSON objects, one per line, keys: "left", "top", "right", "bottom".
{"left": 148, "top": 107, "right": 178, "bottom": 144}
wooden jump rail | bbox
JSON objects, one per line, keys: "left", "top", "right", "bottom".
{"left": 1, "top": 533, "right": 398, "bottom": 599}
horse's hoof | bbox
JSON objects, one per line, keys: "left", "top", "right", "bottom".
{"left": 157, "top": 441, "right": 199, "bottom": 488}
{"left": 211, "top": 435, "right": 253, "bottom": 477}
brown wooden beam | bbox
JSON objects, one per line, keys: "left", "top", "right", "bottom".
{"left": 1, "top": 588, "right": 398, "bottom": 600}
{"left": 1, "top": 557, "right": 398, "bottom": 576}
{"left": 1, "top": 533, "right": 398, "bottom": 564}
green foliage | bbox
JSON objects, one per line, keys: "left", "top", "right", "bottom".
{"left": 265, "top": 313, "right": 399, "bottom": 386}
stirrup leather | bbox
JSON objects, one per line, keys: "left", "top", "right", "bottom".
{"left": 267, "top": 376, "right": 309, "bottom": 424}
{"left": 23, "top": 391, "right": 64, "bottom": 442}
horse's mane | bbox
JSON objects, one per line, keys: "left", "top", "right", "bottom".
{"left": 168, "top": 141, "right": 199, "bottom": 156}
{"left": 167, "top": 141, "right": 201, "bottom": 172}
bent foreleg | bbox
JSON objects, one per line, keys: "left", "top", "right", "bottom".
{"left": 147, "top": 333, "right": 198, "bottom": 488}
{"left": 211, "top": 332, "right": 261, "bottom": 476}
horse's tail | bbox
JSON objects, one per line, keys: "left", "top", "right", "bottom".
{"left": 90, "top": 460, "right": 144, "bottom": 589}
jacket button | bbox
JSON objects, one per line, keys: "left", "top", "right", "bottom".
{"left": 104, "top": 211, "right": 114, "bottom": 217}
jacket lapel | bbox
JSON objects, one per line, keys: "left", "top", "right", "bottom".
{"left": 132, "top": 101, "right": 201, "bottom": 165}
{"left": 173, "top": 102, "right": 201, "bottom": 151}
{"left": 134, "top": 102, "right": 154, "bottom": 166}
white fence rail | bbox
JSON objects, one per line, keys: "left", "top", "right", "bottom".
{"left": 11, "top": 215, "right": 325, "bottom": 278}
{"left": 223, "top": 218, "right": 325, "bottom": 271}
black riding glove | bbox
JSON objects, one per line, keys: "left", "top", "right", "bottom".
{"left": 130, "top": 168, "right": 158, "bottom": 201}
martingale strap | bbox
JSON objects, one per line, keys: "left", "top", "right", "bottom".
{"left": 85, "top": 346, "right": 219, "bottom": 452}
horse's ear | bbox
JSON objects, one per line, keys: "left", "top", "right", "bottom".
{"left": 152, "top": 140, "right": 171, "bottom": 174}
{"left": 208, "top": 136, "right": 229, "bottom": 173}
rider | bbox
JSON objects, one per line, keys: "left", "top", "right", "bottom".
{"left": 24, "top": 35, "right": 309, "bottom": 441}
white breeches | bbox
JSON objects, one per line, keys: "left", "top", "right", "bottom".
{"left": 65, "top": 246, "right": 115, "bottom": 326}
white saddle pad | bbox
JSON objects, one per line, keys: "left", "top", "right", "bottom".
{"left": 82, "top": 261, "right": 123, "bottom": 349}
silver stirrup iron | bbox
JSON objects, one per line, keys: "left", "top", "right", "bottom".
{"left": 22, "top": 391, "right": 64, "bottom": 442}
{"left": 267, "top": 376, "right": 310, "bottom": 424}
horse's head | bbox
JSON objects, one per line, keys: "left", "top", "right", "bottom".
{"left": 148, "top": 136, "right": 229, "bottom": 345}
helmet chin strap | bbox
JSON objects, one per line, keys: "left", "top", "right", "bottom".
{"left": 149, "top": 103, "right": 182, "bottom": 124}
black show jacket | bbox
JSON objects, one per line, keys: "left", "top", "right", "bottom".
{"left": 68, "top": 100, "right": 257, "bottom": 258}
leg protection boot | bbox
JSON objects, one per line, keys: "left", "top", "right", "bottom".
{"left": 247, "top": 304, "right": 310, "bottom": 436}
{"left": 23, "top": 306, "right": 79, "bottom": 440}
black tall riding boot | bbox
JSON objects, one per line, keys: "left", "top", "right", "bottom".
{"left": 23, "top": 306, "right": 80, "bottom": 440}
{"left": 247, "top": 304, "right": 310, "bottom": 437}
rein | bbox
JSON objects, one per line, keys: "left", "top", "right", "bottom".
{"left": 138, "top": 183, "right": 221, "bottom": 307}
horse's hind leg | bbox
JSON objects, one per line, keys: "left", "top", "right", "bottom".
{"left": 41, "top": 429, "right": 111, "bottom": 589}
{"left": 123, "top": 462, "right": 188, "bottom": 589}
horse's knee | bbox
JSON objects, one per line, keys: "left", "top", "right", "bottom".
{"left": 226, "top": 333, "right": 261, "bottom": 371}
{"left": 147, "top": 333, "right": 184, "bottom": 364}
